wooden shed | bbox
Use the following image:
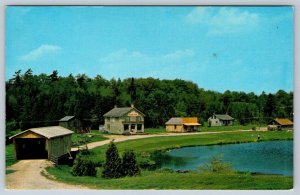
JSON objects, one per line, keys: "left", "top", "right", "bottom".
{"left": 269, "top": 118, "right": 293, "bottom": 130}
{"left": 10, "top": 126, "right": 74, "bottom": 161}
{"left": 59, "top": 116, "right": 83, "bottom": 133}
{"left": 165, "top": 117, "right": 201, "bottom": 132}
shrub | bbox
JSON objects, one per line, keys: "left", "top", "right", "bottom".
{"left": 71, "top": 155, "right": 97, "bottom": 176}
{"left": 200, "top": 156, "right": 233, "bottom": 173}
{"left": 122, "top": 150, "right": 141, "bottom": 176}
{"left": 102, "top": 141, "right": 123, "bottom": 179}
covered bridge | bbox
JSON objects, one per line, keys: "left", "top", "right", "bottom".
{"left": 10, "top": 126, "right": 73, "bottom": 161}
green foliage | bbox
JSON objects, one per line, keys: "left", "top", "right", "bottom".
{"left": 102, "top": 141, "right": 123, "bottom": 179}
{"left": 6, "top": 69, "right": 293, "bottom": 132}
{"left": 122, "top": 150, "right": 141, "bottom": 176}
{"left": 71, "top": 155, "right": 97, "bottom": 176}
{"left": 200, "top": 156, "right": 233, "bottom": 173}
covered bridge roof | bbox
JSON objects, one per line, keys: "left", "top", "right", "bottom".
{"left": 103, "top": 107, "right": 145, "bottom": 117}
{"left": 274, "top": 118, "right": 293, "bottom": 126}
{"left": 59, "top": 116, "right": 75, "bottom": 122}
{"left": 10, "top": 126, "right": 74, "bottom": 139}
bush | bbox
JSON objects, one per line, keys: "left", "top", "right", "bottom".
{"left": 200, "top": 156, "right": 233, "bottom": 173}
{"left": 102, "top": 141, "right": 123, "bottom": 179}
{"left": 122, "top": 150, "right": 140, "bottom": 176}
{"left": 71, "top": 155, "right": 97, "bottom": 176}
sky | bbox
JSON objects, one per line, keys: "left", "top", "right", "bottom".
{"left": 5, "top": 6, "right": 294, "bottom": 94}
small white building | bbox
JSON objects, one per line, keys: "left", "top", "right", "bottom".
{"left": 208, "top": 114, "right": 234, "bottom": 126}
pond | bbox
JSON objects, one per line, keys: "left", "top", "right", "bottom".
{"left": 160, "top": 140, "right": 293, "bottom": 176}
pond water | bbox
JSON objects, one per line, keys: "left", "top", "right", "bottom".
{"left": 160, "top": 140, "right": 293, "bottom": 176}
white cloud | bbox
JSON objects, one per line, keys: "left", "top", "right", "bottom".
{"left": 97, "top": 48, "right": 196, "bottom": 78}
{"left": 162, "top": 49, "right": 194, "bottom": 60}
{"left": 20, "top": 44, "right": 61, "bottom": 62}
{"left": 99, "top": 48, "right": 194, "bottom": 65}
{"left": 186, "top": 7, "right": 259, "bottom": 35}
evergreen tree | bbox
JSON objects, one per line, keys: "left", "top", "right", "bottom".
{"left": 122, "top": 150, "right": 141, "bottom": 176}
{"left": 72, "top": 155, "right": 97, "bottom": 176}
{"left": 102, "top": 141, "right": 123, "bottom": 178}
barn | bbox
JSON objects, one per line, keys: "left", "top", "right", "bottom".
{"left": 10, "top": 126, "right": 73, "bottom": 161}
{"left": 59, "top": 116, "right": 83, "bottom": 133}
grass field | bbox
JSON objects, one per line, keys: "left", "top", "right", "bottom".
{"left": 71, "top": 130, "right": 108, "bottom": 146}
{"left": 144, "top": 124, "right": 265, "bottom": 134}
{"left": 6, "top": 144, "right": 17, "bottom": 167}
{"left": 46, "top": 166, "right": 293, "bottom": 189}
{"left": 46, "top": 130, "right": 293, "bottom": 189}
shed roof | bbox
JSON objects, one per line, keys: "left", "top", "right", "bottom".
{"left": 215, "top": 114, "right": 234, "bottom": 121}
{"left": 59, "top": 116, "right": 75, "bottom": 122}
{"left": 165, "top": 117, "right": 201, "bottom": 126}
{"left": 103, "top": 107, "right": 145, "bottom": 117}
{"left": 165, "top": 117, "right": 183, "bottom": 125}
{"left": 274, "top": 118, "right": 293, "bottom": 126}
{"left": 10, "top": 126, "right": 74, "bottom": 139}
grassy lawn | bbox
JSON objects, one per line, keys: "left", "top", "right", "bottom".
{"left": 6, "top": 144, "right": 17, "bottom": 167}
{"left": 144, "top": 128, "right": 166, "bottom": 134}
{"left": 47, "top": 164, "right": 292, "bottom": 190}
{"left": 47, "top": 130, "right": 293, "bottom": 189}
{"left": 144, "top": 124, "right": 266, "bottom": 134}
{"left": 200, "top": 123, "right": 257, "bottom": 132}
{"left": 71, "top": 130, "right": 108, "bottom": 146}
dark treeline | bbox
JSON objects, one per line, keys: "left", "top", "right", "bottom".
{"left": 6, "top": 69, "right": 293, "bottom": 132}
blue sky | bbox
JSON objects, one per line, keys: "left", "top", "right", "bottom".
{"left": 6, "top": 6, "right": 293, "bottom": 94}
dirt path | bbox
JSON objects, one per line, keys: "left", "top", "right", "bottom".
{"left": 6, "top": 129, "right": 264, "bottom": 189}
{"left": 6, "top": 160, "right": 89, "bottom": 189}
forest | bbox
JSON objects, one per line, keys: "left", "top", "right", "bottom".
{"left": 6, "top": 69, "right": 293, "bottom": 133}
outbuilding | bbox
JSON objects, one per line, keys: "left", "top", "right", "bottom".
{"left": 269, "top": 118, "right": 293, "bottom": 130}
{"left": 10, "top": 126, "right": 73, "bottom": 161}
{"left": 208, "top": 114, "right": 234, "bottom": 126}
{"left": 165, "top": 117, "right": 201, "bottom": 132}
{"left": 59, "top": 116, "right": 83, "bottom": 133}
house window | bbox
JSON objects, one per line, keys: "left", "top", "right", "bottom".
{"left": 125, "top": 117, "right": 130, "bottom": 122}
{"left": 124, "top": 124, "right": 129, "bottom": 131}
{"left": 107, "top": 118, "right": 110, "bottom": 122}
{"left": 107, "top": 124, "right": 110, "bottom": 130}
{"left": 131, "top": 124, "right": 136, "bottom": 130}
{"left": 174, "top": 125, "right": 177, "bottom": 129}
{"left": 137, "top": 116, "right": 141, "bottom": 122}
{"left": 137, "top": 124, "right": 142, "bottom": 131}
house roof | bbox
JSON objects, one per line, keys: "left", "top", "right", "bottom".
{"left": 214, "top": 114, "right": 234, "bottom": 121}
{"left": 274, "top": 118, "right": 293, "bottom": 126}
{"left": 10, "top": 126, "right": 74, "bottom": 139}
{"left": 165, "top": 118, "right": 201, "bottom": 126}
{"left": 103, "top": 107, "right": 145, "bottom": 117}
{"left": 165, "top": 117, "right": 183, "bottom": 125}
{"left": 59, "top": 116, "right": 75, "bottom": 122}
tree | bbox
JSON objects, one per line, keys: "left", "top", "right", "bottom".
{"left": 122, "top": 150, "right": 141, "bottom": 176}
{"left": 72, "top": 155, "right": 97, "bottom": 176}
{"left": 128, "top": 77, "right": 137, "bottom": 104}
{"left": 102, "top": 141, "right": 123, "bottom": 179}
